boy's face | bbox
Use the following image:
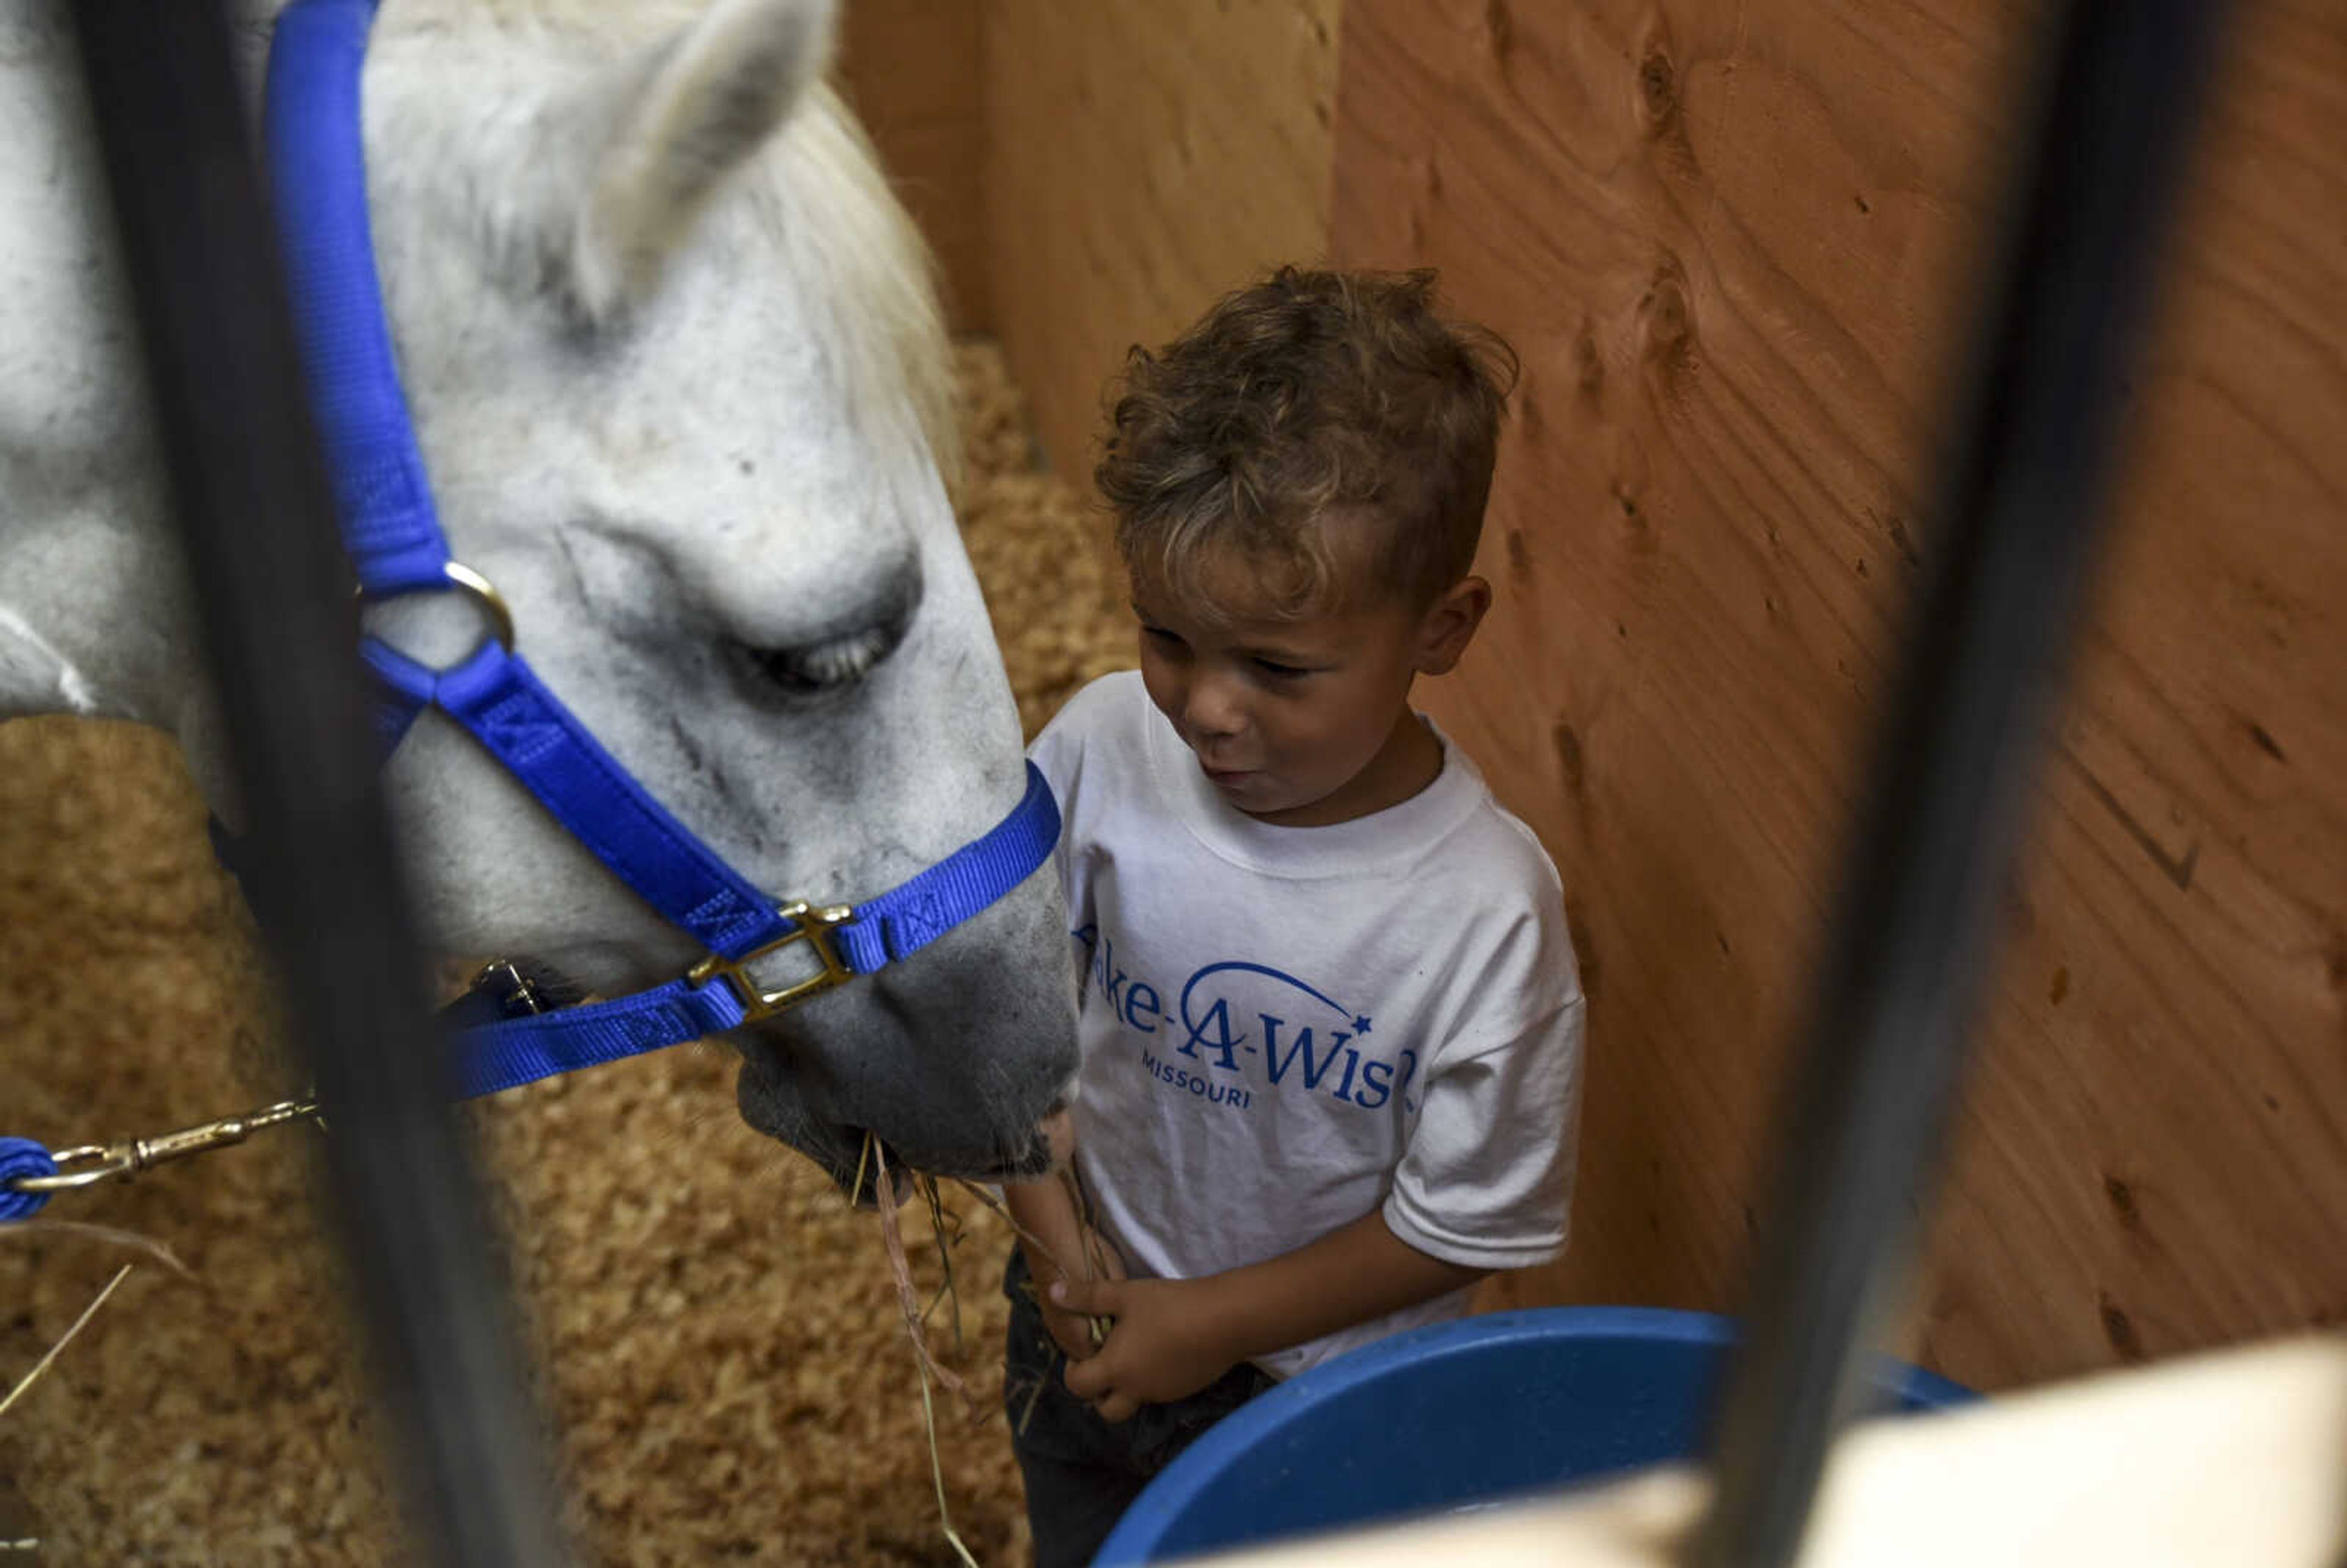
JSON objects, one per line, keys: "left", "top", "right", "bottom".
{"left": 1129, "top": 546, "right": 1487, "bottom": 827}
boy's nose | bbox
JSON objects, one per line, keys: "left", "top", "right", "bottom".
{"left": 1182, "top": 671, "right": 1247, "bottom": 739}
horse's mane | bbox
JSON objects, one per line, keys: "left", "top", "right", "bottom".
{"left": 238, "top": 0, "right": 960, "bottom": 489}
{"left": 751, "top": 76, "right": 962, "bottom": 493}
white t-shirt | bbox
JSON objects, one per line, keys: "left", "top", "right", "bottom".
{"left": 1029, "top": 672, "right": 1585, "bottom": 1379}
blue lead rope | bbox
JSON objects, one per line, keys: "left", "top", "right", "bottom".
{"left": 1, "top": 1140, "right": 58, "bottom": 1222}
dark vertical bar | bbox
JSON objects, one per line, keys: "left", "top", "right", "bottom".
{"left": 63, "top": 4, "right": 570, "bottom": 1564}
{"left": 1688, "top": 3, "right": 2230, "bottom": 1564}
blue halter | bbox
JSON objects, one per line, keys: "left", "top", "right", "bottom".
{"left": 259, "top": 0, "right": 1059, "bottom": 1099}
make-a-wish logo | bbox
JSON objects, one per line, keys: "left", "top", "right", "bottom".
{"left": 1074, "top": 926, "right": 1419, "bottom": 1115}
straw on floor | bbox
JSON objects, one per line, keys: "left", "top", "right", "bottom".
{"left": 0, "top": 342, "right": 1129, "bottom": 1566}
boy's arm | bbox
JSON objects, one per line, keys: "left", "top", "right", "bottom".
{"left": 1054, "top": 1207, "right": 1486, "bottom": 1423}
{"left": 1004, "top": 1173, "right": 1124, "bottom": 1359}
{"left": 1052, "top": 987, "right": 1583, "bottom": 1422}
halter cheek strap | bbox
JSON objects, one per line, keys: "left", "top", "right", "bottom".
{"left": 266, "top": 0, "right": 448, "bottom": 598}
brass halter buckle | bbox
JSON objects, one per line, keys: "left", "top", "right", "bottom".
{"left": 686, "top": 901, "right": 857, "bottom": 1021}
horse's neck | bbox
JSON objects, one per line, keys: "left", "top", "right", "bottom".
{"left": 0, "top": 500, "right": 237, "bottom": 782}
{"left": 0, "top": 1, "right": 450, "bottom": 795}
{"left": 0, "top": 6, "right": 238, "bottom": 803}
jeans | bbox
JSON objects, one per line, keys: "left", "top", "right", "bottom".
{"left": 1002, "top": 1248, "right": 1276, "bottom": 1568}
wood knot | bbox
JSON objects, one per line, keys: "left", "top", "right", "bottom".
{"left": 1553, "top": 721, "right": 1585, "bottom": 793}
{"left": 1647, "top": 277, "right": 1689, "bottom": 345}
{"left": 1637, "top": 47, "right": 1678, "bottom": 131}
{"left": 1515, "top": 380, "right": 1544, "bottom": 438}
{"left": 2097, "top": 1291, "right": 2147, "bottom": 1363}
{"left": 1566, "top": 898, "right": 1600, "bottom": 1002}
{"left": 1640, "top": 262, "right": 1695, "bottom": 366}
{"left": 1886, "top": 511, "right": 1919, "bottom": 568}
{"left": 1485, "top": 0, "right": 1513, "bottom": 60}
{"left": 2103, "top": 1173, "right": 2140, "bottom": 1230}
{"left": 1575, "top": 326, "right": 1606, "bottom": 400}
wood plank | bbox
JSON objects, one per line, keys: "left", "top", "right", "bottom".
{"left": 984, "top": 0, "right": 1343, "bottom": 474}
{"left": 1331, "top": 0, "right": 2346, "bottom": 1391}
{"left": 839, "top": 0, "right": 991, "bottom": 331}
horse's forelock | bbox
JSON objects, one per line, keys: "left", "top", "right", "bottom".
{"left": 764, "top": 81, "right": 960, "bottom": 494}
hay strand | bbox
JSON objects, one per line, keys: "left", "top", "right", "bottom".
{"left": 952, "top": 1178, "right": 1113, "bottom": 1348}
{"left": 1, "top": 1264, "right": 133, "bottom": 1422}
{"left": 922, "top": 1176, "right": 966, "bottom": 1357}
{"left": 869, "top": 1140, "right": 982, "bottom": 1566}
{"left": 914, "top": 1357, "right": 982, "bottom": 1568}
{"left": 1, "top": 1219, "right": 193, "bottom": 1278}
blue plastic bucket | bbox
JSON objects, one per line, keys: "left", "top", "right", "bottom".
{"left": 1095, "top": 1307, "right": 1977, "bottom": 1564}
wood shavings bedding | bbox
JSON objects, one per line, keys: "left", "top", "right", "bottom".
{"left": 0, "top": 340, "right": 1129, "bottom": 1566}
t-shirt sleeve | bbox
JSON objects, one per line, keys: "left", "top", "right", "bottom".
{"left": 1025, "top": 672, "right": 1133, "bottom": 904}
{"left": 1025, "top": 695, "right": 1081, "bottom": 791}
{"left": 1025, "top": 672, "right": 1129, "bottom": 797}
{"left": 1381, "top": 992, "right": 1585, "bottom": 1271}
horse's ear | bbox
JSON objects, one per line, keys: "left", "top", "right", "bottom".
{"left": 567, "top": 0, "right": 837, "bottom": 321}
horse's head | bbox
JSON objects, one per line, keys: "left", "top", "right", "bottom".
{"left": 0, "top": 0, "right": 1076, "bottom": 1187}
{"left": 344, "top": 0, "right": 1079, "bottom": 1185}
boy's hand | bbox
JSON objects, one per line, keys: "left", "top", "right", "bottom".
{"left": 1004, "top": 1143, "right": 1124, "bottom": 1361}
{"left": 1052, "top": 1275, "right": 1238, "bottom": 1423}
{"left": 1026, "top": 1228, "right": 1125, "bottom": 1361}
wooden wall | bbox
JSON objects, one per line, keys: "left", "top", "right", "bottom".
{"left": 842, "top": 1, "right": 1346, "bottom": 459}
{"left": 1329, "top": 0, "right": 2346, "bottom": 1393}
{"left": 838, "top": 0, "right": 991, "bottom": 332}
{"left": 982, "top": 0, "right": 1344, "bottom": 474}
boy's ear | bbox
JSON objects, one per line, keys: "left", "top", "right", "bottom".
{"left": 1414, "top": 576, "right": 1491, "bottom": 675}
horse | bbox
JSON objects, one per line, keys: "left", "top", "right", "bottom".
{"left": 0, "top": 0, "right": 1079, "bottom": 1191}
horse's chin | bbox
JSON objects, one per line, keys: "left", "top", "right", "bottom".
{"left": 730, "top": 1038, "right": 1059, "bottom": 1201}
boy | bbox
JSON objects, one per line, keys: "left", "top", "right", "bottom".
{"left": 1004, "top": 267, "right": 1584, "bottom": 1567}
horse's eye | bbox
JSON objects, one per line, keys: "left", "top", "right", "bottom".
{"left": 727, "top": 555, "right": 920, "bottom": 702}
{"left": 746, "top": 621, "right": 903, "bottom": 696}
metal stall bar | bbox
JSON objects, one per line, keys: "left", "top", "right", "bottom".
{"left": 1687, "top": 3, "right": 2231, "bottom": 1564}
{"left": 63, "top": 4, "right": 570, "bottom": 1563}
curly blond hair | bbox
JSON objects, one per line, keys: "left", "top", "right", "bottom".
{"left": 1096, "top": 266, "right": 1516, "bottom": 620}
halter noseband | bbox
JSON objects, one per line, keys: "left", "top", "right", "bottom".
{"left": 260, "top": 0, "right": 1059, "bottom": 1098}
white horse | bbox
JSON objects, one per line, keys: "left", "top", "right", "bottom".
{"left": 0, "top": 0, "right": 1078, "bottom": 1186}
